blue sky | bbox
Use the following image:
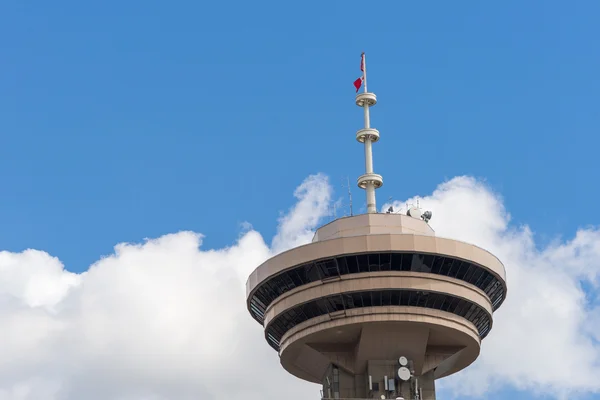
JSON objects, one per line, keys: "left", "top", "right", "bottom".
{"left": 1, "top": 1, "right": 599, "bottom": 399}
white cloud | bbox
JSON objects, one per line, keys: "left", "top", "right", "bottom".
{"left": 271, "top": 173, "right": 332, "bottom": 254}
{"left": 0, "top": 173, "right": 599, "bottom": 399}
{"left": 0, "top": 174, "right": 331, "bottom": 400}
{"left": 382, "top": 176, "right": 600, "bottom": 398}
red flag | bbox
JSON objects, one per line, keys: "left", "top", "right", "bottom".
{"left": 353, "top": 77, "right": 363, "bottom": 92}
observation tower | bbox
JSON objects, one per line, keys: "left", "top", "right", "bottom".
{"left": 246, "top": 53, "right": 507, "bottom": 400}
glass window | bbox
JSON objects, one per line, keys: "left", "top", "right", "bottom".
{"left": 410, "top": 254, "right": 429, "bottom": 273}
{"left": 454, "top": 300, "right": 470, "bottom": 317}
{"left": 372, "top": 291, "right": 383, "bottom": 307}
{"left": 337, "top": 257, "right": 349, "bottom": 275}
{"left": 439, "top": 296, "right": 451, "bottom": 311}
{"left": 391, "top": 253, "right": 403, "bottom": 271}
{"left": 454, "top": 262, "right": 469, "bottom": 280}
{"left": 448, "top": 261, "right": 463, "bottom": 278}
{"left": 416, "top": 292, "right": 429, "bottom": 307}
{"left": 382, "top": 290, "right": 392, "bottom": 306}
{"left": 368, "top": 254, "right": 380, "bottom": 271}
{"left": 468, "top": 268, "right": 484, "bottom": 286}
{"left": 352, "top": 292, "right": 364, "bottom": 308}
{"left": 252, "top": 251, "right": 505, "bottom": 330}
{"left": 391, "top": 291, "right": 401, "bottom": 306}
{"left": 408, "top": 291, "right": 418, "bottom": 306}
{"left": 400, "top": 253, "right": 412, "bottom": 271}
{"left": 431, "top": 256, "right": 444, "bottom": 274}
{"left": 347, "top": 256, "right": 359, "bottom": 273}
{"left": 328, "top": 296, "right": 345, "bottom": 312}
{"left": 357, "top": 255, "right": 369, "bottom": 272}
{"left": 343, "top": 293, "right": 355, "bottom": 309}
{"left": 425, "top": 293, "right": 442, "bottom": 309}
{"left": 462, "top": 264, "right": 476, "bottom": 282}
{"left": 439, "top": 258, "right": 454, "bottom": 276}
{"left": 266, "top": 290, "right": 491, "bottom": 351}
{"left": 475, "top": 272, "right": 492, "bottom": 290}
{"left": 380, "top": 253, "right": 392, "bottom": 270}
{"left": 362, "top": 292, "right": 373, "bottom": 307}
{"left": 464, "top": 304, "right": 477, "bottom": 320}
{"left": 400, "top": 291, "right": 410, "bottom": 306}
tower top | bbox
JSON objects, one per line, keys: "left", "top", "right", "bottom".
{"left": 354, "top": 52, "right": 383, "bottom": 213}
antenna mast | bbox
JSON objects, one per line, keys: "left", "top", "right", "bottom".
{"left": 355, "top": 52, "right": 383, "bottom": 213}
{"left": 346, "top": 176, "right": 353, "bottom": 216}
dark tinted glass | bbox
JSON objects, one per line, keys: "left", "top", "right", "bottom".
{"left": 250, "top": 252, "right": 505, "bottom": 326}
{"left": 264, "top": 289, "right": 492, "bottom": 351}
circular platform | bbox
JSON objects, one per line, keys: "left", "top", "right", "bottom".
{"left": 356, "top": 92, "right": 377, "bottom": 107}
{"left": 246, "top": 214, "right": 507, "bottom": 385}
{"left": 357, "top": 173, "right": 383, "bottom": 189}
{"left": 356, "top": 128, "right": 380, "bottom": 143}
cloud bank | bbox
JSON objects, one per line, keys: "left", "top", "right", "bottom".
{"left": 0, "top": 174, "right": 599, "bottom": 399}
{"left": 382, "top": 177, "right": 600, "bottom": 398}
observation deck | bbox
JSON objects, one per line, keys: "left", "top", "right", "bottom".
{"left": 246, "top": 213, "right": 507, "bottom": 399}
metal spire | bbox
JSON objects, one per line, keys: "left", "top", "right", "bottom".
{"left": 355, "top": 52, "right": 383, "bottom": 213}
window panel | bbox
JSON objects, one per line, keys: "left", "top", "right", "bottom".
{"left": 357, "top": 255, "right": 369, "bottom": 272}
{"left": 487, "top": 281, "right": 502, "bottom": 300}
{"left": 414, "top": 292, "right": 427, "bottom": 307}
{"left": 455, "top": 300, "right": 471, "bottom": 317}
{"left": 431, "top": 256, "right": 445, "bottom": 274}
{"left": 362, "top": 292, "right": 373, "bottom": 307}
{"left": 423, "top": 293, "right": 434, "bottom": 308}
{"left": 382, "top": 290, "right": 392, "bottom": 306}
{"left": 254, "top": 251, "right": 498, "bottom": 330}
{"left": 372, "top": 291, "right": 383, "bottom": 307}
{"left": 400, "top": 254, "right": 412, "bottom": 271}
{"left": 448, "top": 261, "right": 463, "bottom": 278}
{"left": 439, "top": 258, "right": 454, "bottom": 276}
{"left": 337, "top": 257, "right": 349, "bottom": 275}
{"left": 408, "top": 291, "right": 418, "bottom": 306}
{"left": 368, "top": 254, "right": 380, "bottom": 272}
{"left": 343, "top": 293, "right": 355, "bottom": 309}
{"left": 439, "top": 296, "right": 451, "bottom": 311}
{"left": 462, "top": 264, "right": 476, "bottom": 282}
{"left": 447, "top": 297, "right": 461, "bottom": 313}
{"left": 400, "top": 291, "right": 410, "bottom": 306}
{"left": 391, "top": 254, "right": 403, "bottom": 271}
{"left": 411, "top": 254, "right": 430, "bottom": 273}
{"left": 306, "top": 263, "right": 322, "bottom": 281}
{"left": 455, "top": 262, "right": 469, "bottom": 280}
{"left": 476, "top": 273, "right": 493, "bottom": 290}
{"left": 347, "top": 256, "right": 359, "bottom": 273}
{"left": 380, "top": 253, "right": 392, "bottom": 270}
{"left": 468, "top": 268, "right": 484, "bottom": 286}
{"left": 353, "top": 292, "right": 364, "bottom": 308}
{"left": 266, "top": 290, "right": 491, "bottom": 351}
{"left": 427, "top": 293, "right": 442, "bottom": 309}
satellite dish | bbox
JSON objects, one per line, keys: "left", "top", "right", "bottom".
{"left": 407, "top": 206, "right": 422, "bottom": 220}
{"left": 422, "top": 210, "right": 433, "bottom": 223}
{"left": 398, "top": 366, "right": 411, "bottom": 381}
{"left": 398, "top": 356, "right": 408, "bottom": 366}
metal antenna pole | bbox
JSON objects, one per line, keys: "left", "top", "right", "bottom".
{"left": 355, "top": 52, "right": 383, "bottom": 214}
{"left": 347, "top": 176, "right": 353, "bottom": 216}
